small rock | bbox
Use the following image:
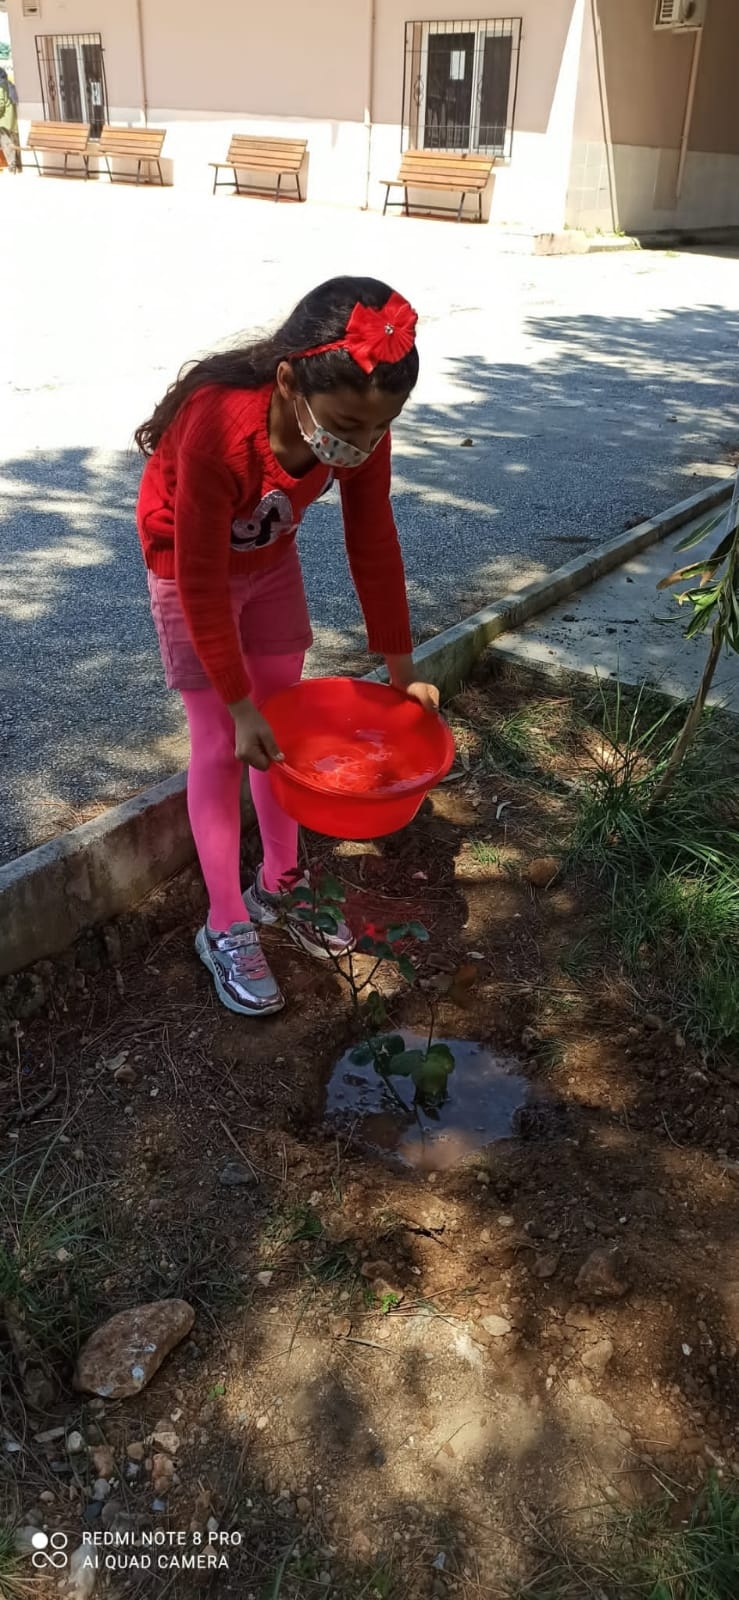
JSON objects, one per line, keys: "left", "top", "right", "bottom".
{"left": 206, "top": 1516, "right": 219, "bottom": 1536}
{"left": 581, "top": 1338, "right": 614, "bottom": 1377}
{"left": 219, "top": 1161, "right": 255, "bottom": 1188}
{"left": 533, "top": 1252, "right": 560, "bottom": 1280}
{"left": 67, "top": 1431, "right": 85, "bottom": 1454}
{"left": 575, "top": 1248, "right": 631, "bottom": 1302}
{"left": 331, "top": 1316, "right": 352, "bottom": 1339}
{"left": 152, "top": 1497, "right": 167, "bottom": 1512}
{"left": 644, "top": 1012, "right": 664, "bottom": 1031}
{"left": 256, "top": 1415, "right": 269, "bottom": 1431}
{"left": 527, "top": 856, "right": 560, "bottom": 890}
{"left": 40, "top": 1490, "right": 56, "bottom": 1504}
{"left": 497, "top": 1214, "right": 515, "bottom": 1228}
{"left": 73, "top": 1300, "right": 195, "bottom": 1398}
{"left": 352, "top": 1531, "right": 372, "bottom": 1557}
{"left": 91, "top": 1478, "right": 110, "bottom": 1501}
{"left": 34, "top": 1426, "right": 66, "bottom": 1444}
{"left": 67, "top": 1543, "right": 101, "bottom": 1598}
{"left": 480, "top": 1315, "right": 512, "bottom": 1338}
{"left": 11, "top": 1526, "right": 41, "bottom": 1556}
{"left": 113, "top": 1064, "right": 136, "bottom": 1085}
{"left": 296, "top": 1495, "right": 312, "bottom": 1517}
{"left": 83, "top": 1501, "right": 104, "bottom": 1526}
{"left": 360, "top": 1259, "right": 395, "bottom": 1282}
{"left": 256, "top": 1271, "right": 274, "bottom": 1288}
{"left": 127, "top": 1442, "right": 146, "bottom": 1462}
{"left": 91, "top": 1446, "right": 115, "bottom": 1478}
{"left": 151, "top": 1427, "right": 179, "bottom": 1455}
{"left": 57, "top": 1247, "right": 72, "bottom": 1264}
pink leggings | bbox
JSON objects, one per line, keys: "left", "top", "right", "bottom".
{"left": 182, "top": 651, "right": 303, "bottom": 933}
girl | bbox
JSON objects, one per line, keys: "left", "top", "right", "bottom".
{"left": 135, "top": 275, "right": 438, "bottom": 1019}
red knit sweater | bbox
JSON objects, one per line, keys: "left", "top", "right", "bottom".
{"left": 136, "top": 382, "right": 413, "bottom": 703}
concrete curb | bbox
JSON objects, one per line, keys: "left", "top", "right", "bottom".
{"left": 0, "top": 476, "right": 731, "bottom": 978}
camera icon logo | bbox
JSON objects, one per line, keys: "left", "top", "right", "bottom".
{"left": 31, "top": 1530, "right": 69, "bottom": 1569}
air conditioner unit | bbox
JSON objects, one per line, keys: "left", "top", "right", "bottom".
{"left": 655, "top": 0, "right": 707, "bottom": 29}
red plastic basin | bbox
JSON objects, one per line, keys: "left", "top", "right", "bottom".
{"left": 262, "top": 677, "right": 455, "bottom": 840}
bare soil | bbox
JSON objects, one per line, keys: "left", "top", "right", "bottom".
{"left": 2, "top": 659, "right": 738, "bottom": 1599}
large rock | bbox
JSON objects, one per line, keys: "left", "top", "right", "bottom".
{"left": 73, "top": 1301, "right": 195, "bottom": 1399}
{"left": 575, "top": 1249, "right": 631, "bottom": 1302}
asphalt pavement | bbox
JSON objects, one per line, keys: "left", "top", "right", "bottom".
{"left": 2, "top": 181, "right": 738, "bottom": 860}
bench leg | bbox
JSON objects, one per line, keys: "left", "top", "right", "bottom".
{"left": 457, "top": 190, "right": 466, "bottom": 222}
{"left": 404, "top": 185, "right": 409, "bottom": 218}
{"left": 295, "top": 172, "right": 302, "bottom": 202}
{"left": 478, "top": 190, "right": 483, "bottom": 223}
{"left": 212, "top": 164, "right": 219, "bottom": 195}
{"left": 33, "top": 149, "right": 42, "bottom": 176}
{"left": 104, "top": 154, "right": 113, "bottom": 183}
{"left": 157, "top": 160, "right": 164, "bottom": 186}
{"left": 382, "top": 184, "right": 390, "bottom": 216}
{"left": 275, "top": 172, "right": 282, "bottom": 202}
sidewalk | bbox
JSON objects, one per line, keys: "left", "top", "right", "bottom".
{"left": 489, "top": 507, "right": 739, "bottom": 712}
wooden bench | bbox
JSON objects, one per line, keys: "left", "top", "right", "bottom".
{"left": 210, "top": 135, "right": 307, "bottom": 201}
{"left": 382, "top": 150, "right": 495, "bottom": 223}
{"left": 97, "top": 125, "right": 167, "bottom": 185}
{"left": 23, "top": 121, "right": 91, "bottom": 179}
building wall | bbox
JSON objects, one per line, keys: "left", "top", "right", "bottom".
{"left": 589, "top": 0, "right": 739, "bottom": 232}
{"left": 368, "top": 0, "right": 582, "bottom": 227}
{"left": 8, "top": 0, "right": 586, "bottom": 226}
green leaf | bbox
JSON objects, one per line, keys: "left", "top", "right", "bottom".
{"left": 285, "top": 887, "right": 314, "bottom": 908}
{"left": 356, "top": 934, "right": 380, "bottom": 956}
{"left": 317, "top": 874, "right": 346, "bottom": 904}
{"left": 380, "top": 1292, "right": 400, "bottom": 1314}
{"left": 381, "top": 1049, "right": 425, "bottom": 1077}
{"left": 676, "top": 510, "right": 727, "bottom": 551}
{"left": 411, "top": 1044, "right": 455, "bottom": 1104}
{"left": 349, "top": 1044, "right": 373, "bottom": 1066}
{"left": 314, "top": 911, "right": 340, "bottom": 933}
{"left": 407, "top": 921, "right": 430, "bottom": 941}
{"left": 371, "top": 1034, "right": 406, "bottom": 1061}
{"left": 397, "top": 955, "right": 417, "bottom": 984}
{"left": 386, "top": 923, "right": 409, "bottom": 943}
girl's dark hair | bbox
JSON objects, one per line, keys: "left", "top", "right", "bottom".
{"left": 134, "top": 275, "right": 419, "bottom": 456}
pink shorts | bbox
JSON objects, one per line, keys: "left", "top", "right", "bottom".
{"left": 147, "top": 546, "right": 313, "bottom": 691}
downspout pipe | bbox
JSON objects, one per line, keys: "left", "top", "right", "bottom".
{"left": 136, "top": 0, "right": 149, "bottom": 126}
{"left": 363, "top": 0, "right": 376, "bottom": 209}
{"left": 676, "top": 25, "right": 703, "bottom": 204}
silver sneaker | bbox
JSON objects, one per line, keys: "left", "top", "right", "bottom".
{"left": 195, "top": 922, "right": 284, "bottom": 1016}
{"left": 244, "top": 866, "right": 355, "bottom": 962}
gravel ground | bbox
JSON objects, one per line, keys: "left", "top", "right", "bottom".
{"left": 2, "top": 180, "right": 739, "bottom": 861}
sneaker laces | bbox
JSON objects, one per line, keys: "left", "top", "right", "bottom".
{"left": 222, "top": 928, "right": 271, "bottom": 982}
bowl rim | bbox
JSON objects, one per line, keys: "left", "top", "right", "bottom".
{"left": 264, "top": 676, "right": 456, "bottom": 803}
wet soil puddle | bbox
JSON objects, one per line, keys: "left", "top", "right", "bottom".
{"left": 326, "top": 1033, "right": 528, "bottom": 1173}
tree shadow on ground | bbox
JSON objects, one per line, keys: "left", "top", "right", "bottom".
{"left": 2, "top": 299, "right": 739, "bottom": 860}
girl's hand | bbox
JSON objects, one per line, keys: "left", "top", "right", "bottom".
{"left": 228, "top": 697, "right": 285, "bottom": 770}
{"left": 404, "top": 680, "right": 440, "bottom": 714}
{"left": 385, "top": 654, "right": 440, "bottom": 714}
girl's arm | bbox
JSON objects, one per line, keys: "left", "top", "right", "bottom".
{"left": 339, "top": 435, "right": 439, "bottom": 712}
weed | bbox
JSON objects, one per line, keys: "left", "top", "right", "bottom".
{"left": 514, "top": 1473, "right": 739, "bottom": 1599}
{"left": 0, "top": 1523, "right": 35, "bottom": 1600}
{"left": 568, "top": 682, "right": 739, "bottom": 1052}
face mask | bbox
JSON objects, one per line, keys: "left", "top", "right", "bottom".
{"left": 295, "top": 398, "right": 371, "bottom": 469}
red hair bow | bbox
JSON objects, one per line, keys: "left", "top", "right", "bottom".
{"left": 295, "top": 292, "right": 418, "bottom": 373}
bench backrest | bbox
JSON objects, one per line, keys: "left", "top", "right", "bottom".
{"left": 98, "top": 126, "right": 166, "bottom": 158}
{"left": 225, "top": 135, "right": 307, "bottom": 172}
{"left": 27, "top": 121, "right": 90, "bottom": 154}
{"left": 397, "top": 149, "right": 494, "bottom": 189}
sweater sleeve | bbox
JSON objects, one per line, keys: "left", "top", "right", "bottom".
{"left": 339, "top": 432, "right": 413, "bottom": 658}
{"left": 174, "top": 446, "right": 251, "bottom": 704}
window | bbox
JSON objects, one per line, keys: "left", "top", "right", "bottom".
{"left": 36, "top": 33, "right": 108, "bottom": 136}
{"left": 402, "top": 18, "right": 521, "bottom": 157}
